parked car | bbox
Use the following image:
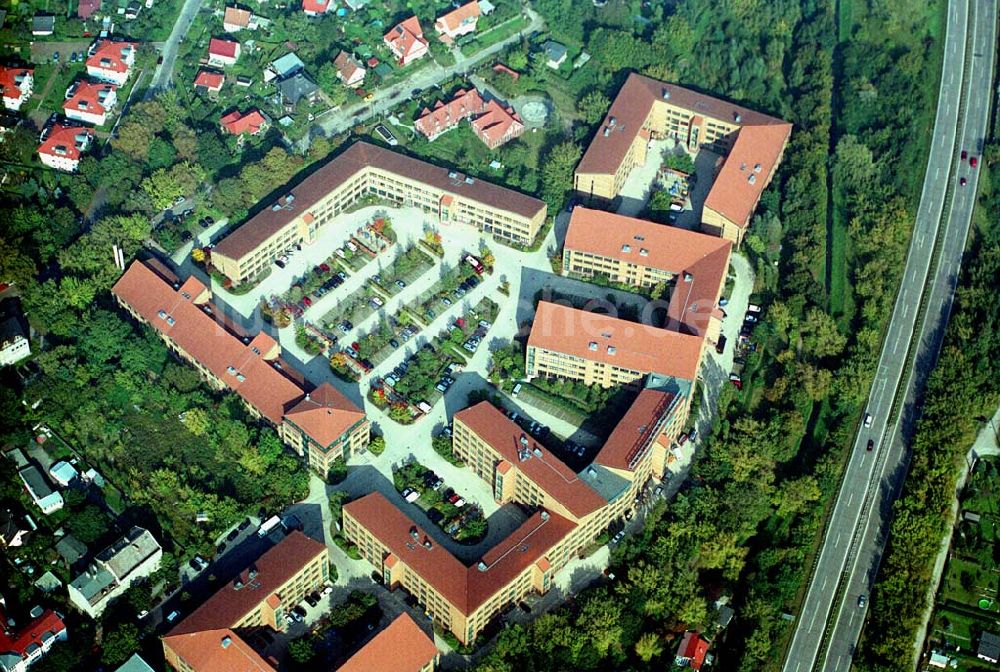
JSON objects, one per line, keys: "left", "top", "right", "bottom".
{"left": 345, "top": 347, "right": 358, "bottom": 358}
{"left": 304, "top": 593, "right": 319, "bottom": 607}
{"left": 166, "top": 610, "right": 181, "bottom": 623}
{"left": 395, "top": 279, "right": 406, "bottom": 289}
{"left": 302, "top": 297, "right": 312, "bottom": 307}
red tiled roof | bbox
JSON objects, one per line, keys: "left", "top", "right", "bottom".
{"left": 223, "top": 6, "right": 251, "bottom": 27}
{"left": 344, "top": 492, "right": 575, "bottom": 613}
{"left": 384, "top": 16, "right": 427, "bottom": 60}
{"left": 77, "top": 0, "right": 101, "bottom": 19}
{"left": 37, "top": 122, "right": 92, "bottom": 160}
{"left": 703, "top": 122, "right": 791, "bottom": 229}
{"left": 283, "top": 382, "right": 365, "bottom": 448}
{"left": 436, "top": 0, "right": 480, "bottom": 33}
{"left": 528, "top": 301, "right": 704, "bottom": 382}
{"left": 415, "top": 88, "right": 485, "bottom": 139}
{"left": 333, "top": 51, "right": 364, "bottom": 82}
{"left": 168, "top": 531, "right": 326, "bottom": 636}
{"left": 220, "top": 109, "right": 267, "bottom": 135}
{"left": 86, "top": 39, "right": 135, "bottom": 73}
{"left": 564, "top": 207, "right": 731, "bottom": 337}
{"left": 63, "top": 80, "right": 116, "bottom": 116}
{"left": 194, "top": 69, "right": 225, "bottom": 90}
{"left": 111, "top": 261, "right": 306, "bottom": 424}
{"left": 677, "top": 631, "right": 710, "bottom": 670}
{"left": 470, "top": 99, "right": 524, "bottom": 147}
{"left": 336, "top": 614, "right": 437, "bottom": 672}
{"left": 594, "top": 388, "right": 676, "bottom": 471}
{"left": 455, "top": 401, "right": 606, "bottom": 518}
{"left": 212, "top": 141, "right": 545, "bottom": 261}
{"left": 163, "top": 628, "right": 275, "bottom": 672}
{"left": 301, "top": 0, "right": 330, "bottom": 13}
{"left": 0, "top": 606, "right": 66, "bottom": 661}
{"left": 492, "top": 63, "right": 519, "bottom": 80}
{"left": 0, "top": 66, "right": 32, "bottom": 102}
{"left": 208, "top": 37, "right": 240, "bottom": 59}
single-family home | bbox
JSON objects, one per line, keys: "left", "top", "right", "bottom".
{"left": 77, "top": 0, "right": 102, "bottom": 20}
{"left": 0, "top": 509, "right": 31, "bottom": 549}
{"left": 86, "top": 40, "right": 137, "bottom": 86}
{"left": 384, "top": 16, "right": 428, "bottom": 66}
{"left": 471, "top": 99, "right": 525, "bottom": 149}
{"left": 0, "top": 67, "right": 33, "bottom": 111}
{"left": 207, "top": 37, "right": 241, "bottom": 67}
{"left": 62, "top": 80, "right": 118, "bottom": 126}
{"left": 0, "top": 602, "right": 67, "bottom": 672}
{"left": 542, "top": 40, "right": 567, "bottom": 69}
{"left": 0, "top": 305, "right": 29, "bottom": 367}
{"left": 31, "top": 14, "right": 55, "bottom": 36}
{"left": 979, "top": 631, "right": 1000, "bottom": 664}
{"left": 54, "top": 533, "right": 88, "bottom": 567}
{"left": 674, "top": 631, "right": 709, "bottom": 670}
{"left": 48, "top": 461, "right": 79, "bottom": 487}
{"left": 68, "top": 527, "right": 162, "bottom": 618}
{"left": 269, "top": 52, "right": 304, "bottom": 80}
{"left": 220, "top": 108, "right": 270, "bottom": 136}
{"left": 193, "top": 69, "right": 225, "bottom": 93}
{"left": 435, "top": 0, "right": 480, "bottom": 43}
{"left": 37, "top": 122, "right": 93, "bottom": 172}
{"left": 276, "top": 72, "right": 319, "bottom": 108}
{"left": 415, "top": 88, "right": 485, "bottom": 140}
{"left": 222, "top": 5, "right": 252, "bottom": 31}
{"left": 17, "top": 464, "right": 63, "bottom": 514}
{"left": 301, "top": 0, "right": 332, "bottom": 16}
{"left": 333, "top": 51, "right": 366, "bottom": 88}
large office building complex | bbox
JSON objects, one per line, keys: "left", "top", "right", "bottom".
{"left": 162, "top": 531, "right": 328, "bottom": 672}
{"left": 210, "top": 142, "right": 547, "bottom": 285}
{"left": 112, "top": 260, "right": 369, "bottom": 477}
{"left": 573, "top": 73, "right": 791, "bottom": 245}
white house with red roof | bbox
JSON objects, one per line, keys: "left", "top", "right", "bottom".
{"left": 434, "top": 0, "right": 480, "bottom": 43}
{"left": 62, "top": 80, "right": 117, "bottom": 126}
{"left": 333, "top": 51, "right": 366, "bottom": 88}
{"left": 37, "top": 123, "right": 93, "bottom": 172}
{"left": 220, "top": 109, "right": 269, "bottom": 136}
{"left": 383, "top": 16, "right": 428, "bottom": 66}
{"left": 0, "top": 601, "right": 67, "bottom": 672}
{"left": 0, "top": 67, "right": 33, "bottom": 111}
{"left": 85, "top": 40, "right": 136, "bottom": 86}
{"left": 193, "top": 69, "right": 225, "bottom": 93}
{"left": 470, "top": 99, "right": 524, "bottom": 149}
{"left": 301, "top": 0, "right": 332, "bottom": 16}
{"left": 207, "top": 38, "right": 241, "bottom": 67}
{"left": 222, "top": 5, "right": 252, "bottom": 31}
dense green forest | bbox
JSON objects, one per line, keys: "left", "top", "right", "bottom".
{"left": 473, "top": 0, "right": 942, "bottom": 670}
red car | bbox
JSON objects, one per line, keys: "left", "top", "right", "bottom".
{"left": 351, "top": 342, "right": 360, "bottom": 351}
{"left": 961, "top": 150, "right": 968, "bottom": 160}
{"left": 320, "top": 263, "right": 331, "bottom": 273}
{"left": 302, "top": 297, "right": 312, "bottom": 307}
{"left": 970, "top": 156, "right": 978, "bottom": 168}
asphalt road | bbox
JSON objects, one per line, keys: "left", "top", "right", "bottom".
{"left": 780, "top": 0, "right": 993, "bottom": 669}
{"left": 145, "top": 0, "right": 205, "bottom": 97}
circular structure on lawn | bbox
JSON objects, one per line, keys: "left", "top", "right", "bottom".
{"left": 519, "top": 100, "right": 549, "bottom": 125}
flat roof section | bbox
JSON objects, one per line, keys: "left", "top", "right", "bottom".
{"left": 527, "top": 301, "right": 704, "bottom": 382}
{"left": 213, "top": 141, "right": 546, "bottom": 261}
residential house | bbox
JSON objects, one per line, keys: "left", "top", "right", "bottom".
{"left": 414, "top": 88, "right": 485, "bottom": 141}
{"left": 674, "top": 631, "right": 709, "bottom": 670}
{"left": 470, "top": 99, "right": 525, "bottom": 149}
{"left": 384, "top": 16, "right": 428, "bottom": 66}
{"left": 0, "top": 67, "right": 33, "bottom": 112}
{"left": 37, "top": 122, "right": 93, "bottom": 172}
{"left": 114, "top": 654, "right": 156, "bottom": 672}
{"left": 68, "top": 527, "right": 162, "bottom": 618}
{"left": 62, "top": 80, "right": 117, "bottom": 126}
{"left": 193, "top": 69, "right": 225, "bottom": 94}
{"left": 542, "top": 41, "right": 567, "bottom": 69}
{"left": 492, "top": 63, "right": 519, "bottom": 81}
{"left": 0, "top": 602, "right": 67, "bottom": 672}
{"left": 0, "top": 313, "right": 29, "bottom": 367}
{"left": 434, "top": 1, "right": 480, "bottom": 43}
{"left": 219, "top": 109, "right": 269, "bottom": 136}
{"left": 48, "top": 461, "right": 78, "bottom": 487}
{"left": 268, "top": 52, "right": 304, "bottom": 80}
{"left": 54, "top": 534, "right": 88, "bottom": 567}
{"left": 0, "top": 509, "right": 30, "bottom": 549}
{"left": 333, "top": 51, "right": 365, "bottom": 88}
{"left": 207, "top": 38, "right": 241, "bottom": 67}
{"left": 335, "top": 614, "right": 438, "bottom": 672}
{"left": 86, "top": 40, "right": 137, "bottom": 85}
{"left": 301, "top": 0, "right": 332, "bottom": 16}
{"left": 276, "top": 72, "right": 319, "bottom": 109}
{"left": 979, "top": 631, "right": 1000, "bottom": 664}
{"left": 77, "top": 0, "right": 102, "bottom": 20}
{"left": 222, "top": 5, "right": 252, "bottom": 31}
{"left": 31, "top": 14, "right": 54, "bottom": 36}
{"left": 17, "top": 465, "right": 63, "bottom": 514}
{"left": 124, "top": 2, "right": 141, "bottom": 20}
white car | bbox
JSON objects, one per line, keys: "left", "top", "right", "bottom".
{"left": 863, "top": 413, "right": 873, "bottom": 428}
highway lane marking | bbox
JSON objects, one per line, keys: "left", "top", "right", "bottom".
{"left": 835, "top": 532, "right": 842, "bottom": 547}
{"left": 848, "top": 491, "right": 855, "bottom": 506}
{"left": 903, "top": 302, "right": 910, "bottom": 318}
{"left": 821, "top": 576, "right": 829, "bottom": 591}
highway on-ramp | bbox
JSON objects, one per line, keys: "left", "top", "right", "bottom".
{"left": 780, "top": 0, "right": 994, "bottom": 668}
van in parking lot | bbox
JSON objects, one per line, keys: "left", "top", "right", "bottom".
{"left": 512, "top": 383, "right": 522, "bottom": 398}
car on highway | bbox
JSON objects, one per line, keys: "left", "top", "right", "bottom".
{"left": 864, "top": 413, "right": 873, "bottom": 428}
{"left": 970, "top": 156, "right": 978, "bottom": 168}
{"left": 961, "top": 149, "right": 968, "bottom": 160}
{"left": 960, "top": 177, "right": 967, "bottom": 186}
{"left": 857, "top": 594, "right": 866, "bottom": 608}
{"left": 866, "top": 438, "right": 874, "bottom": 452}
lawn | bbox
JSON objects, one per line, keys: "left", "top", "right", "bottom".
{"left": 458, "top": 14, "right": 531, "bottom": 56}
{"left": 941, "top": 557, "right": 999, "bottom": 609}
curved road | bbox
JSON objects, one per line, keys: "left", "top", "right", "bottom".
{"left": 781, "top": 0, "right": 996, "bottom": 669}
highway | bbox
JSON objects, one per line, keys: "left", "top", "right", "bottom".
{"left": 781, "top": 0, "right": 996, "bottom": 669}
